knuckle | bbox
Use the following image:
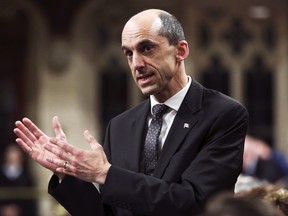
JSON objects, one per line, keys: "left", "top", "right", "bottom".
{"left": 75, "top": 150, "right": 83, "bottom": 158}
{"left": 95, "top": 145, "right": 103, "bottom": 151}
{"left": 70, "top": 158, "right": 78, "bottom": 166}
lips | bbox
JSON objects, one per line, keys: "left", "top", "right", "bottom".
{"left": 138, "top": 73, "right": 153, "bottom": 80}
{"left": 137, "top": 72, "right": 155, "bottom": 86}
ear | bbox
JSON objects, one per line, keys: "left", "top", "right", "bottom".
{"left": 175, "top": 40, "right": 189, "bottom": 62}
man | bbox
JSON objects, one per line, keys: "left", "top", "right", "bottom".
{"left": 14, "top": 9, "right": 248, "bottom": 216}
{"left": 0, "top": 143, "right": 37, "bottom": 216}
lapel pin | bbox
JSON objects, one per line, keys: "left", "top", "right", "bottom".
{"left": 184, "top": 123, "right": 189, "bottom": 129}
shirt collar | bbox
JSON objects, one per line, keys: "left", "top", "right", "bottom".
{"left": 150, "top": 76, "right": 192, "bottom": 112}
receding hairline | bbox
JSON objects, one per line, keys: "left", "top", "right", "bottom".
{"left": 123, "top": 9, "right": 170, "bottom": 30}
{"left": 122, "top": 9, "right": 185, "bottom": 46}
{"left": 123, "top": 9, "right": 171, "bottom": 36}
{"left": 131, "top": 9, "right": 170, "bottom": 20}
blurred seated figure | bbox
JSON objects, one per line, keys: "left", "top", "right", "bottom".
{"left": 0, "top": 143, "right": 37, "bottom": 216}
{"left": 235, "top": 173, "right": 270, "bottom": 194}
{"left": 236, "top": 185, "right": 288, "bottom": 216}
{"left": 264, "top": 188, "right": 288, "bottom": 216}
{"left": 0, "top": 204, "right": 20, "bottom": 216}
{"left": 202, "top": 192, "right": 278, "bottom": 216}
{"left": 243, "top": 135, "right": 288, "bottom": 184}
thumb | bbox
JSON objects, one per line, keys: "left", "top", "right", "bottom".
{"left": 84, "top": 130, "right": 99, "bottom": 150}
{"left": 53, "top": 116, "right": 67, "bottom": 140}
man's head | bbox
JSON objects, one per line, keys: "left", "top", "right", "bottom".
{"left": 121, "top": 9, "right": 189, "bottom": 102}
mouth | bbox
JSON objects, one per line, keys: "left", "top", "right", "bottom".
{"left": 138, "top": 73, "right": 154, "bottom": 80}
{"left": 137, "top": 72, "right": 155, "bottom": 86}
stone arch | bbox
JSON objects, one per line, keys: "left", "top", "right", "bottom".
{"left": 0, "top": 0, "right": 50, "bottom": 215}
{"left": 70, "top": 1, "right": 142, "bottom": 139}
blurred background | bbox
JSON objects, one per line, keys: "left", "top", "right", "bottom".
{"left": 0, "top": 0, "right": 287, "bottom": 215}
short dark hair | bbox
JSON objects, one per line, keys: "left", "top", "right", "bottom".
{"left": 203, "top": 193, "right": 278, "bottom": 216}
{"left": 158, "top": 12, "right": 185, "bottom": 46}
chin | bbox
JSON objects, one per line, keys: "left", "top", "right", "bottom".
{"left": 141, "top": 91, "right": 152, "bottom": 97}
{"left": 140, "top": 85, "right": 159, "bottom": 97}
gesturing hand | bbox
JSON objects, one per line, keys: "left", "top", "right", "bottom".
{"left": 14, "top": 116, "right": 67, "bottom": 179}
{"left": 44, "top": 130, "right": 111, "bottom": 184}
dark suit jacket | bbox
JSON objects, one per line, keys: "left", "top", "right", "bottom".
{"left": 48, "top": 80, "right": 248, "bottom": 216}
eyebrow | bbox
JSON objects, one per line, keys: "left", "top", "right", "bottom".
{"left": 121, "top": 45, "right": 129, "bottom": 52}
{"left": 138, "top": 39, "right": 155, "bottom": 46}
{"left": 121, "top": 39, "right": 157, "bottom": 52}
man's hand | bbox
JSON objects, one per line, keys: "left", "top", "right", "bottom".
{"left": 44, "top": 130, "right": 111, "bottom": 184}
{"left": 13, "top": 116, "right": 67, "bottom": 180}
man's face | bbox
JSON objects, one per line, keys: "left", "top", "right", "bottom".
{"left": 121, "top": 16, "right": 179, "bottom": 101}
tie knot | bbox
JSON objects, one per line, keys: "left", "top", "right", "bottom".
{"left": 152, "top": 104, "right": 168, "bottom": 117}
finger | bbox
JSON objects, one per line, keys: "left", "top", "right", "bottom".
{"left": 22, "top": 118, "right": 46, "bottom": 140}
{"left": 47, "top": 158, "right": 76, "bottom": 175}
{"left": 49, "top": 138, "right": 79, "bottom": 159}
{"left": 55, "top": 167, "right": 76, "bottom": 177}
{"left": 15, "top": 120, "right": 37, "bottom": 143}
{"left": 46, "top": 157, "right": 67, "bottom": 169}
{"left": 15, "top": 137, "right": 33, "bottom": 154}
{"left": 44, "top": 143, "right": 72, "bottom": 162}
{"left": 14, "top": 128, "right": 35, "bottom": 150}
{"left": 52, "top": 116, "right": 67, "bottom": 140}
{"left": 84, "top": 130, "right": 99, "bottom": 150}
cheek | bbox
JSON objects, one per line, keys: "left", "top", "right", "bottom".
{"left": 160, "top": 61, "right": 177, "bottom": 77}
{"left": 129, "top": 68, "right": 137, "bottom": 82}
{"left": 127, "top": 62, "right": 133, "bottom": 74}
{"left": 157, "top": 52, "right": 177, "bottom": 70}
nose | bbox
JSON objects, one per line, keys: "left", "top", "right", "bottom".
{"left": 133, "top": 53, "right": 145, "bottom": 72}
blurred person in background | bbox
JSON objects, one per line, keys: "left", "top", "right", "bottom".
{"left": 202, "top": 192, "right": 278, "bottom": 216}
{"left": 0, "top": 143, "right": 37, "bottom": 216}
{"left": 264, "top": 188, "right": 288, "bottom": 216}
{"left": 242, "top": 135, "right": 288, "bottom": 188}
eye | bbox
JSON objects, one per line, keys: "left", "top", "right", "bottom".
{"left": 124, "top": 50, "right": 133, "bottom": 59}
{"left": 143, "top": 45, "right": 153, "bottom": 53}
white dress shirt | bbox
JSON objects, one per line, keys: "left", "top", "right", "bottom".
{"left": 149, "top": 76, "right": 192, "bottom": 149}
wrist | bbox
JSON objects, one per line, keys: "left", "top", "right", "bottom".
{"left": 97, "top": 163, "right": 111, "bottom": 184}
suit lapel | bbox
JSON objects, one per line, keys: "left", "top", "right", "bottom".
{"left": 154, "top": 80, "right": 204, "bottom": 178}
{"left": 127, "top": 100, "right": 150, "bottom": 172}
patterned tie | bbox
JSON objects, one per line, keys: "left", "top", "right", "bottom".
{"left": 144, "top": 104, "right": 169, "bottom": 175}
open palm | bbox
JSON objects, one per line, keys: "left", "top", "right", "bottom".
{"left": 14, "top": 116, "right": 66, "bottom": 172}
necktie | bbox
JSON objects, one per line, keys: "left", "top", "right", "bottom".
{"left": 144, "top": 104, "right": 168, "bottom": 175}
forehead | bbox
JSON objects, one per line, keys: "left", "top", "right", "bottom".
{"left": 121, "top": 16, "right": 162, "bottom": 47}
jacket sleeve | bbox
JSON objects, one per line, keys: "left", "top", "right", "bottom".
{"left": 101, "top": 102, "right": 248, "bottom": 216}
{"left": 48, "top": 174, "right": 107, "bottom": 216}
